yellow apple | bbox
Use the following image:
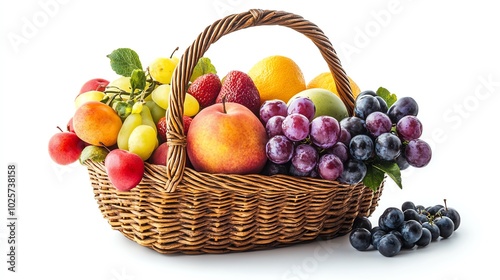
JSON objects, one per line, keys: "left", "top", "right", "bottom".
{"left": 74, "top": 90, "right": 105, "bottom": 109}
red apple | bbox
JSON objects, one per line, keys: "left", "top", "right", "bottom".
{"left": 104, "top": 149, "right": 144, "bottom": 191}
{"left": 67, "top": 117, "right": 75, "bottom": 133}
{"left": 48, "top": 131, "right": 86, "bottom": 165}
{"left": 186, "top": 102, "right": 267, "bottom": 174}
{"left": 148, "top": 142, "right": 169, "bottom": 165}
{"left": 148, "top": 142, "right": 192, "bottom": 168}
{"left": 78, "top": 78, "right": 109, "bottom": 95}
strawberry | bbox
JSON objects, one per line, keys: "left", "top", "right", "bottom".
{"left": 156, "top": 116, "right": 193, "bottom": 144}
{"left": 187, "top": 73, "right": 221, "bottom": 108}
{"left": 156, "top": 117, "right": 168, "bottom": 143}
{"left": 216, "top": 70, "right": 261, "bottom": 115}
{"left": 183, "top": 115, "right": 193, "bottom": 135}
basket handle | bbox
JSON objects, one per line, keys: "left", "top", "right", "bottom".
{"left": 165, "top": 9, "right": 354, "bottom": 192}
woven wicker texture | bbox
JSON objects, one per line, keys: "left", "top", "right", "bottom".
{"left": 85, "top": 9, "right": 383, "bottom": 254}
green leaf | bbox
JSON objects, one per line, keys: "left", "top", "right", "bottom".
{"left": 107, "top": 48, "right": 143, "bottom": 77}
{"left": 373, "top": 161, "right": 403, "bottom": 189}
{"left": 190, "top": 57, "right": 217, "bottom": 82}
{"left": 79, "top": 145, "right": 109, "bottom": 164}
{"left": 363, "top": 164, "right": 385, "bottom": 191}
{"left": 376, "top": 87, "right": 398, "bottom": 108}
{"left": 130, "top": 69, "right": 146, "bottom": 91}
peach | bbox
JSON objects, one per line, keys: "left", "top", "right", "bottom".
{"left": 73, "top": 101, "right": 122, "bottom": 146}
{"left": 186, "top": 102, "right": 267, "bottom": 174}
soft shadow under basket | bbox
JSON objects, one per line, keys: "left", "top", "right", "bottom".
{"left": 84, "top": 9, "right": 384, "bottom": 254}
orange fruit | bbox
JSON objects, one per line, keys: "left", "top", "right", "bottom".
{"left": 247, "top": 55, "right": 306, "bottom": 104}
{"left": 307, "top": 72, "right": 361, "bottom": 100}
{"left": 73, "top": 101, "right": 122, "bottom": 146}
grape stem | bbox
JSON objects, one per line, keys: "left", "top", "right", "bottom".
{"left": 138, "top": 76, "right": 157, "bottom": 102}
{"left": 104, "top": 77, "right": 157, "bottom": 106}
{"left": 105, "top": 86, "right": 130, "bottom": 98}
{"left": 443, "top": 198, "right": 448, "bottom": 211}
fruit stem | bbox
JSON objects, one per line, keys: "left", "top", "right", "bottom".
{"left": 222, "top": 95, "right": 227, "bottom": 114}
{"left": 100, "top": 142, "right": 111, "bottom": 152}
{"left": 443, "top": 198, "right": 448, "bottom": 211}
{"left": 170, "top": 47, "right": 179, "bottom": 59}
{"left": 56, "top": 126, "right": 63, "bottom": 133}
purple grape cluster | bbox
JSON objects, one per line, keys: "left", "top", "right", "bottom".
{"left": 260, "top": 89, "right": 432, "bottom": 187}
{"left": 339, "top": 90, "right": 432, "bottom": 185}
{"left": 260, "top": 97, "right": 345, "bottom": 181}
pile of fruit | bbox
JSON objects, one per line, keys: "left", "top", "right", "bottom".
{"left": 48, "top": 47, "right": 432, "bottom": 192}
{"left": 349, "top": 199, "right": 461, "bottom": 257}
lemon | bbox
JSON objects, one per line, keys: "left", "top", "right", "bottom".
{"left": 248, "top": 55, "right": 306, "bottom": 104}
{"left": 307, "top": 72, "right": 361, "bottom": 99}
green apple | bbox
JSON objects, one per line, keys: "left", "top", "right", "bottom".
{"left": 288, "top": 88, "right": 348, "bottom": 121}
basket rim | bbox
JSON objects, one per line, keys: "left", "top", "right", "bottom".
{"left": 86, "top": 160, "right": 382, "bottom": 195}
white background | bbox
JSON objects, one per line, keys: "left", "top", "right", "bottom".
{"left": 1, "top": 0, "right": 499, "bottom": 279}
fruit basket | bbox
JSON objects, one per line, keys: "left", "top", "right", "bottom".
{"left": 84, "top": 9, "right": 384, "bottom": 254}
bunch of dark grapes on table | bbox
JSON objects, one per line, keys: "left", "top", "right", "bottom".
{"left": 260, "top": 88, "right": 432, "bottom": 189}
{"left": 349, "top": 199, "right": 461, "bottom": 257}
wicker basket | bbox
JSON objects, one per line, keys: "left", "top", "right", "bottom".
{"left": 85, "top": 9, "right": 384, "bottom": 254}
